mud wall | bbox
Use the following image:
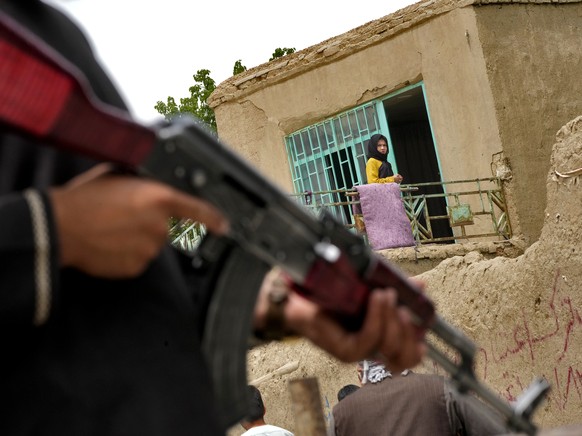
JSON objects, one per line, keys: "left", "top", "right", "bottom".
{"left": 228, "top": 117, "right": 582, "bottom": 435}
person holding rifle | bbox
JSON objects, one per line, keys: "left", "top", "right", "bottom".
{"left": 0, "top": 1, "right": 425, "bottom": 435}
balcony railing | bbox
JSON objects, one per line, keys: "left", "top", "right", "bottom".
{"left": 170, "top": 178, "right": 512, "bottom": 251}
{"left": 291, "top": 177, "right": 512, "bottom": 245}
{"left": 170, "top": 219, "right": 206, "bottom": 253}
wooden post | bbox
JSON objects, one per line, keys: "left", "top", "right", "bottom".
{"left": 288, "top": 377, "right": 327, "bottom": 436}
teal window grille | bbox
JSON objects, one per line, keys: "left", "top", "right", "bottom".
{"left": 285, "top": 102, "right": 381, "bottom": 224}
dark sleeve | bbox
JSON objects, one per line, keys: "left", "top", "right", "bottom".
{"left": 0, "top": 1, "right": 132, "bottom": 329}
{"left": 0, "top": 190, "right": 59, "bottom": 326}
{"left": 444, "top": 380, "right": 508, "bottom": 436}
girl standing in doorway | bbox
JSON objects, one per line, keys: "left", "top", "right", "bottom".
{"left": 365, "top": 134, "right": 403, "bottom": 184}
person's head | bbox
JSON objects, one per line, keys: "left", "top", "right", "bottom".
{"left": 376, "top": 138, "right": 388, "bottom": 155}
{"left": 241, "top": 385, "right": 266, "bottom": 429}
{"left": 337, "top": 384, "right": 360, "bottom": 401}
{"left": 367, "top": 134, "right": 389, "bottom": 161}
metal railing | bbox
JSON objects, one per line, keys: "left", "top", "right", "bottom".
{"left": 170, "top": 219, "right": 206, "bottom": 253}
{"left": 291, "top": 177, "right": 512, "bottom": 245}
{"left": 169, "top": 178, "right": 512, "bottom": 251}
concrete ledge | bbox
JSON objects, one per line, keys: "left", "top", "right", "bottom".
{"left": 376, "top": 238, "right": 526, "bottom": 276}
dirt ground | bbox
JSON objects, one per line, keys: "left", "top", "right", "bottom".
{"left": 227, "top": 116, "right": 582, "bottom": 435}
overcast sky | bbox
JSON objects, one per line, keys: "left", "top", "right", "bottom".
{"left": 48, "top": 0, "right": 416, "bottom": 123}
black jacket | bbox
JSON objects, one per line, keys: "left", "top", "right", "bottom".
{"left": 0, "top": 2, "right": 223, "bottom": 434}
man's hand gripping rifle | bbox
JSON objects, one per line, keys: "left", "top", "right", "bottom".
{"left": 0, "top": 12, "right": 549, "bottom": 434}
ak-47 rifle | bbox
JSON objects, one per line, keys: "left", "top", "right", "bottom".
{"left": 0, "top": 12, "right": 550, "bottom": 434}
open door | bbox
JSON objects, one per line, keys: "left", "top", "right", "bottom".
{"left": 383, "top": 86, "right": 453, "bottom": 241}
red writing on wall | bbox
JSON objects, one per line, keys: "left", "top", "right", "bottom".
{"left": 476, "top": 270, "right": 581, "bottom": 408}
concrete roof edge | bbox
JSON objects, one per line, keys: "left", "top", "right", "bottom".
{"left": 208, "top": 0, "right": 581, "bottom": 107}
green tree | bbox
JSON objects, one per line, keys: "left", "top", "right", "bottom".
{"left": 157, "top": 49, "right": 296, "bottom": 247}
{"left": 154, "top": 69, "right": 217, "bottom": 131}
{"left": 269, "top": 47, "right": 295, "bottom": 61}
{"left": 233, "top": 60, "right": 247, "bottom": 75}
{"left": 154, "top": 49, "right": 295, "bottom": 132}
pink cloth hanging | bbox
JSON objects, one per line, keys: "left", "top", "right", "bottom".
{"left": 355, "top": 184, "right": 415, "bottom": 250}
